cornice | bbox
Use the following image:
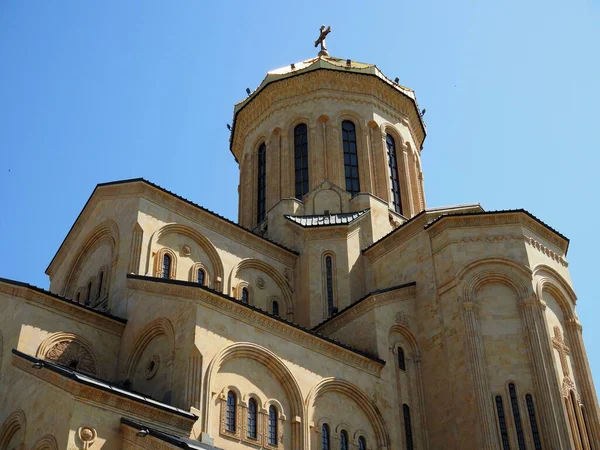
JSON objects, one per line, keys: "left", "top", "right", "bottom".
{"left": 231, "top": 70, "right": 425, "bottom": 162}
{"left": 425, "top": 211, "right": 569, "bottom": 254}
{"left": 363, "top": 212, "right": 429, "bottom": 262}
{"left": 313, "top": 283, "right": 416, "bottom": 336}
{"left": 126, "top": 275, "right": 384, "bottom": 376}
{"left": 12, "top": 352, "right": 194, "bottom": 433}
{"left": 0, "top": 278, "right": 125, "bottom": 336}
{"left": 46, "top": 179, "right": 298, "bottom": 276}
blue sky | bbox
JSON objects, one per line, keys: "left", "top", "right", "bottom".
{"left": 1, "top": 1, "right": 599, "bottom": 386}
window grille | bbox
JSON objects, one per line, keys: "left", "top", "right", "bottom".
{"left": 386, "top": 134, "right": 402, "bottom": 214}
{"left": 257, "top": 143, "right": 267, "bottom": 223}
{"left": 294, "top": 124, "right": 309, "bottom": 199}
{"left": 342, "top": 120, "right": 360, "bottom": 195}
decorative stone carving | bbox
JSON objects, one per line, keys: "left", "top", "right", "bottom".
{"left": 145, "top": 355, "right": 160, "bottom": 380}
{"left": 181, "top": 244, "right": 191, "bottom": 256}
{"left": 78, "top": 425, "right": 96, "bottom": 449}
{"left": 46, "top": 340, "right": 97, "bottom": 375}
{"left": 256, "top": 277, "right": 266, "bottom": 290}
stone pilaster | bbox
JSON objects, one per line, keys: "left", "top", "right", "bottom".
{"left": 401, "top": 143, "right": 414, "bottom": 217}
{"left": 184, "top": 353, "right": 202, "bottom": 410}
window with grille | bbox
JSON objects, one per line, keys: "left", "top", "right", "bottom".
{"left": 162, "top": 254, "right": 171, "bottom": 279}
{"left": 525, "top": 394, "right": 542, "bottom": 450}
{"left": 509, "top": 383, "right": 526, "bottom": 450}
{"left": 358, "top": 436, "right": 366, "bottom": 450}
{"left": 342, "top": 120, "right": 360, "bottom": 195}
{"left": 495, "top": 396, "right": 510, "bottom": 450}
{"left": 294, "top": 124, "right": 309, "bottom": 200}
{"left": 247, "top": 398, "right": 257, "bottom": 439}
{"left": 325, "top": 256, "right": 334, "bottom": 317}
{"left": 321, "top": 424, "right": 330, "bottom": 450}
{"left": 386, "top": 134, "right": 402, "bottom": 214}
{"left": 197, "top": 268, "right": 205, "bottom": 285}
{"left": 242, "top": 287, "right": 249, "bottom": 304}
{"left": 226, "top": 391, "right": 237, "bottom": 432}
{"left": 268, "top": 405, "right": 278, "bottom": 446}
{"left": 340, "top": 430, "right": 349, "bottom": 450}
{"left": 257, "top": 142, "right": 267, "bottom": 223}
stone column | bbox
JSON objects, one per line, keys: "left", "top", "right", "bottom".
{"left": 401, "top": 143, "right": 414, "bottom": 217}
{"left": 566, "top": 318, "right": 600, "bottom": 446}
{"left": 520, "top": 297, "right": 571, "bottom": 449}
{"left": 463, "top": 301, "right": 498, "bottom": 449}
{"left": 319, "top": 117, "right": 329, "bottom": 180}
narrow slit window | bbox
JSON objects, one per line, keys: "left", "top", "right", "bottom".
{"left": 325, "top": 256, "right": 334, "bottom": 317}
{"left": 495, "top": 395, "right": 511, "bottom": 450}
{"left": 272, "top": 300, "right": 279, "bottom": 317}
{"left": 294, "top": 124, "right": 309, "bottom": 200}
{"left": 97, "top": 271, "right": 104, "bottom": 298}
{"left": 86, "top": 282, "right": 92, "bottom": 304}
{"left": 268, "top": 405, "right": 278, "bottom": 446}
{"left": 321, "top": 424, "right": 330, "bottom": 450}
{"left": 386, "top": 134, "right": 402, "bottom": 214}
{"left": 526, "top": 394, "right": 542, "bottom": 450}
{"left": 340, "top": 430, "right": 349, "bottom": 450}
{"left": 358, "top": 436, "right": 366, "bottom": 450}
{"left": 247, "top": 398, "right": 257, "bottom": 439}
{"left": 257, "top": 142, "right": 267, "bottom": 223}
{"left": 241, "top": 287, "right": 249, "bottom": 304}
{"left": 197, "top": 268, "right": 205, "bottom": 285}
{"left": 342, "top": 120, "right": 360, "bottom": 195}
{"left": 509, "top": 383, "right": 526, "bottom": 450}
{"left": 403, "top": 404, "right": 414, "bottom": 450}
{"left": 226, "top": 391, "right": 237, "bottom": 432}
{"left": 162, "top": 254, "right": 171, "bottom": 279}
{"left": 398, "top": 347, "right": 406, "bottom": 371}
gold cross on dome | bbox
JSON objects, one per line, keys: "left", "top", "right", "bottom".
{"left": 314, "top": 25, "right": 331, "bottom": 56}
{"left": 552, "top": 326, "right": 571, "bottom": 377}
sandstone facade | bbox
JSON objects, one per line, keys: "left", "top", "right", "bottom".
{"left": 1, "top": 53, "right": 598, "bottom": 450}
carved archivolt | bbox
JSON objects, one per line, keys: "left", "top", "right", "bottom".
{"left": 534, "top": 264, "right": 577, "bottom": 321}
{"left": 190, "top": 262, "right": 210, "bottom": 286}
{"left": 0, "top": 410, "right": 26, "bottom": 449}
{"left": 37, "top": 333, "right": 99, "bottom": 376}
{"left": 31, "top": 434, "right": 59, "bottom": 450}
{"left": 203, "top": 342, "right": 304, "bottom": 449}
{"left": 125, "top": 317, "right": 175, "bottom": 379}
{"left": 62, "top": 219, "right": 119, "bottom": 298}
{"left": 305, "top": 378, "right": 390, "bottom": 450}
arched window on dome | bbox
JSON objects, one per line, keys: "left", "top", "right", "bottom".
{"left": 508, "top": 383, "right": 526, "bottom": 450}
{"left": 294, "top": 123, "right": 309, "bottom": 200}
{"left": 268, "top": 405, "right": 278, "bottom": 446}
{"left": 321, "top": 424, "right": 330, "bottom": 450}
{"left": 403, "top": 404, "right": 414, "bottom": 450}
{"left": 386, "top": 134, "right": 402, "bottom": 214}
{"left": 358, "top": 436, "right": 367, "bottom": 450}
{"left": 247, "top": 398, "right": 258, "bottom": 439}
{"left": 226, "top": 391, "right": 237, "bottom": 432}
{"left": 340, "top": 430, "right": 349, "bottom": 450}
{"left": 162, "top": 254, "right": 172, "bottom": 279}
{"left": 197, "top": 268, "right": 206, "bottom": 286}
{"left": 241, "top": 287, "right": 249, "bottom": 304}
{"left": 495, "top": 395, "right": 510, "bottom": 450}
{"left": 526, "top": 394, "right": 542, "bottom": 450}
{"left": 398, "top": 346, "right": 406, "bottom": 371}
{"left": 272, "top": 300, "right": 280, "bottom": 317}
{"left": 342, "top": 120, "right": 360, "bottom": 195}
{"left": 257, "top": 142, "right": 267, "bottom": 223}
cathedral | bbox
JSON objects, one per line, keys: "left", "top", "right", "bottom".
{"left": 1, "top": 29, "right": 599, "bottom": 450}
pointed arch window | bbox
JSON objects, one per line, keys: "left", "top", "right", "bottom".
{"left": 403, "top": 404, "right": 414, "bottom": 450}
{"left": 386, "top": 134, "right": 402, "bottom": 214}
{"left": 268, "top": 405, "right": 278, "bottom": 446}
{"left": 162, "top": 254, "right": 172, "bottom": 279}
{"left": 226, "top": 391, "right": 237, "bottom": 432}
{"left": 257, "top": 142, "right": 267, "bottom": 223}
{"left": 197, "top": 268, "right": 206, "bottom": 286}
{"left": 248, "top": 398, "right": 258, "bottom": 439}
{"left": 97, "top": 271, "right": 104, "bottom": 298}
{"left": 509, "top": 383, "right": 526, "bottom": 450}
{"left": 272, "top": 300, "right": 279, "bottom": 317}
{"left": 358, "top": 436, "right": 367, "bottom": 450}
{"left": 321, "top": 424, "right": 330, "bottom": 450}
{"left": 342, "top": 120, "right": 360, "bottom": 195}
{"left": 294, "top": 123, "right": 309, "bottom": 200}
{"left": 340, "top": 430, "right": 349, "bottom": 450}
{"left": 525, "top": 394, "right": 542, "bottom": 450}
{"left": 495, "top": 396, "right": 510, "bottom": 450}
{"left": 241, "top": 287, "right": 249, "bottom": 304}
{"left": 398, "top": 346, "right": 406, "bottom": 371}
{"left": 325, "top": 255, "right": 334, "bottom": 317}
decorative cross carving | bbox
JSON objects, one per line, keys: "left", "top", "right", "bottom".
{"left": 552, "top": 326, "right": 571, "bottom": 377}
{"left": 314, "top": 25, "right": 331, "bottom": 56}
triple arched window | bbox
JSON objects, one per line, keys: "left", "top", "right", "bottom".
{"left": 495, "top": 385, "right": 544, "bottom": 450}
{"left": 257, "top": 142, "right": 267, "bottom": 223}
{"left": 386, "top": 134, "right": 402, "bottom": 214}
{"left": 294, "top": 123, "right": 309, "bottom": 200}
{"left": 342, "top": 120, "right": 360, "bottom": 196}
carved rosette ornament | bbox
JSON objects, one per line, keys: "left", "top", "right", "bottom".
{"left": 46, "top": 340, "right": 97, "bottom": 375}
{"left": 181, "top": 244, "right": 191, "bottom": 256}
{"left": 145, "top": 354, "right": 160, "bottom": 380}
{"left": 256, "top": 277, "right": 266, "bottom": 290}
{"left": 78, "top": 425, "right": 97, "bottom": 449}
